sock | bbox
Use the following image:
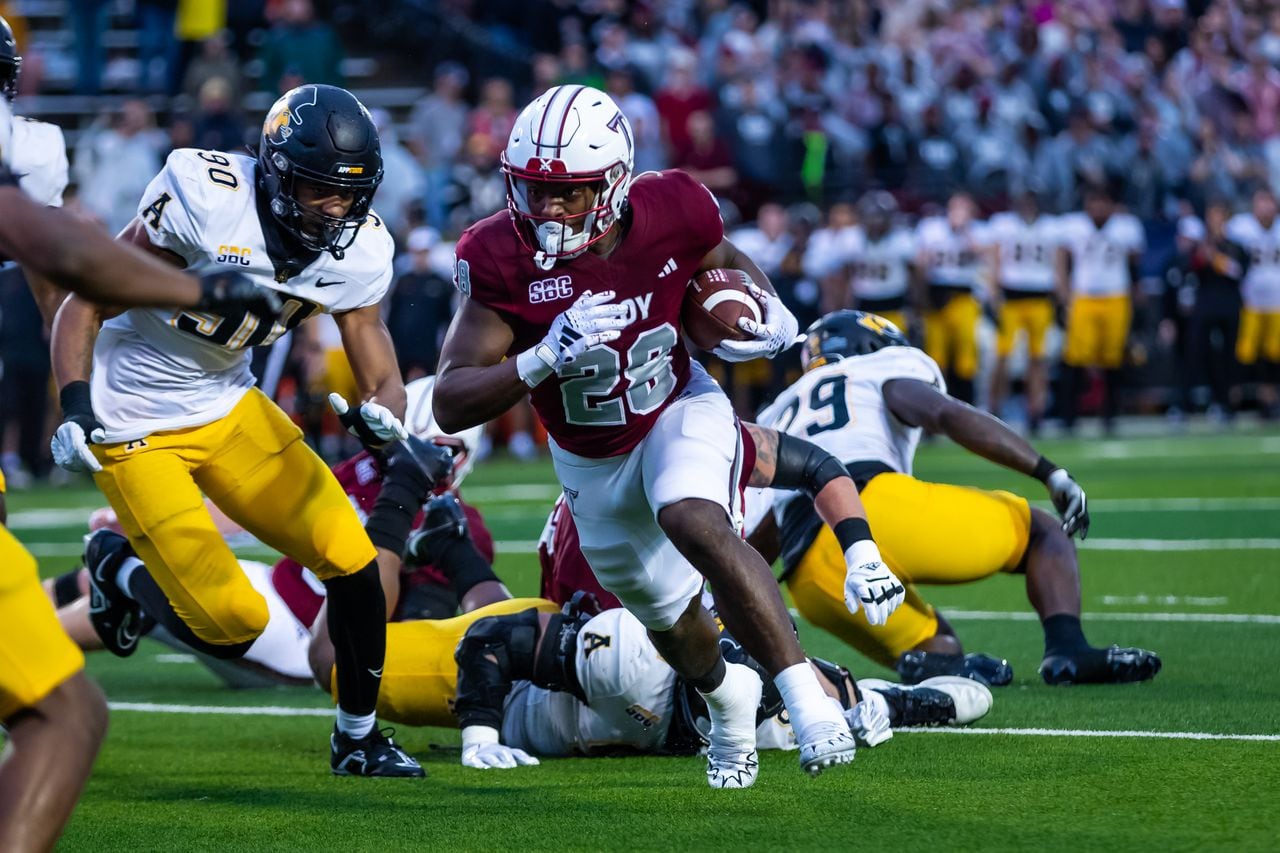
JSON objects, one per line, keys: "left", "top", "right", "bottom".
{"left": 1043, "top": 613, "right": 1091, "bottom": 657}
{"left": 127, "top": 567, "right": 253, "bottom": 660}
{"left": 324, "top": 561, "right": 386, "bottom": 723}
{"left": 116, "top": 557, "right": 144, "bottom": 601}
{"left": 774, "top": 662, "right": 846, "bottom": 743}
{"left": 336, "top": 709, "right": 376, "bottom": 740}
{"left": 689, "top": 655, "right": 726, "bottom": 694}
{"left": 437, "top": 537, "right": 501, "bottom": 602}
{"left": 52, "top": 570, "right": 84, "bottom": 607}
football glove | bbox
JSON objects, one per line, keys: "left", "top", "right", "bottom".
{"left": 329, "top": 392, "right": 409, "bottom": 451}
{"left": 712, "top": 282, "right": 802, "bottom": 362}
{"left": 52, "top": 381, "right": 104, "bottom": 474}
{"left": 384, "top": 436, "right": 454, "bottom": 500}
{"left": 405, "top": 493, "right": 469, "bottom": 566}
{"left": 195, "top": 271, "right": 283, "bottom": 322}
{"left": 843, "top": 540, "right": 905, "bottom": 626}
{"left": 543, "top": 289, "right": 630, "bottom": 368}
{"left": 844, "top": 698, "right": 893, "bottom": 748}
{"left": 1046, "top": 468, "right": 1090, "bottom": 539}
{"left": 460, "top": 726, "right": 540, "bottom": 770}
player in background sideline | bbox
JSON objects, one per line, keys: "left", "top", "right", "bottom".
{"left": 1226, "top": 187, "right": 1280, "bottom": 418}
{"left": 48, "top": 85, "right": 425, "bottom": 777}
{"left": 1056, "top": 182, "right": 1145, "bottom": 433}
{"left": 748, "top": 311, "right": 1161, "bottom": 686}
{"left": 434, "top": 85, "right": 898, "bottom": 787}
{"left": 984, "top": 188, "right": 1060, "bottom": 432}
{"left": 0, "top": 95, "right": 283, "bottom": 853}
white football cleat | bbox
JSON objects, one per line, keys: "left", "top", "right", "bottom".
{"left": 918, "top": 676, "right": 993, "bottom": 725}
{"left": 702, "top": 662, "right": 763, "bottom": 789}
{"left": 798, "top": 725, "right": 857, "bottom": 776}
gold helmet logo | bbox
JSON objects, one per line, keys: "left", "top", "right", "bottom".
{"left": 264, "top": 106, "right": 292, "bottom": 141}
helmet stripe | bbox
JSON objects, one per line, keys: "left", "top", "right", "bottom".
{"left": 555, "top": 85, "right": 587, "bottom": 157}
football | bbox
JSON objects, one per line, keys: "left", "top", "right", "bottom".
{"left": 681, "top": 268, "right": 763, "bottom": 350}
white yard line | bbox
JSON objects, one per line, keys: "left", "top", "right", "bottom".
{"left": 103, "top": 701, "right": 1280, "bottom": 742}
{"left": 1081, "top": 538, "right": 1280, "bottom": 551}
{"left": 1037, "top": 497, "right": 1280, "bottom": 512}
{"left": 945, "top": 609, "right": 1280, "bottom": 624}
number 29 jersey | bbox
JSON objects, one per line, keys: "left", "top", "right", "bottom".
{"left": 91, "top": 150, "right": 393, "bottom": 443}
{"left": 454, "top": 170, "right": 724, "bottom": 458}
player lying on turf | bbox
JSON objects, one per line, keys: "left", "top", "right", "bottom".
{"left": 0, "top": 90, "right": 282, "bottom": 852}
{"left": 748, "top": 310, "right": 1161, "bottom": 686}
{"left": 49, "top": 85, "right": 433, "bottom": 777}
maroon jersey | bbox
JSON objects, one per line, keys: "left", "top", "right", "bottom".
{"left": 271, "top": 451, "right": 495, "bottom": 627}
{"left": 456, "top": 169, "right": 724, "bottom": 457}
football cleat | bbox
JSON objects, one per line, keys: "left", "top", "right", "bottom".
{"left": 917, "top": 676, "right": 993, "bottom": 724}
{"left": 860, "top": 676, "right": 992, "bottom": 727}
{"left": 798, "top": 726, "right": 857, "bottom": 776}
{"left": 330, "top": 726, "right": 425, "bottom": 777}
{"left": 703, "top": 662, "right": 762, "bottom": 789}
{"left": 896, "top": 650, "right": 1013, "bottom": 687}
{"left": 1040, "top": 645, "right": 1162, "bottom": 686}
{"left": 84, "top": 529, "right": 149, "bottom": 658}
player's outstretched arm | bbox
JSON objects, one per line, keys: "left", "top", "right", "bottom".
{"left": 744, "top": 423, "right": 904, "bottom": 625}
{"left": 882, "top": 379, "right": 1090, "bottom": 537}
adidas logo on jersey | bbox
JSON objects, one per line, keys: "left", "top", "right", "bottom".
{"left": 657, "top": 257, "right": 677, "bottom": 278}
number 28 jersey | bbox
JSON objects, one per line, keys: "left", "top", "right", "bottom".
{"left": 455, "top": 170, "right": 724, "bottom": 458}
{"left": 91, "top": 150, "right": 393, "bottom": 443}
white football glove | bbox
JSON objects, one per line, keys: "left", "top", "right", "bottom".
{"left": 712, "top": 281, "right": 802, "bottom": 363}
{"left": 328, "top": 393, "right": 409, "bottom": 448}
{"left": 844, "top": 698, "right": 893, "bottom": 748}
{"left": 843, "top": 540, "right": 905, "bottom": 626}
{"left": 1046, "top": 468, "right": 1090, "bottom": 539}
{"left": 460, "top": 726, "right": 540, "bottom": 770}
{"left": 544, "top": 289, "right": 630, "bottom": 368}
{"left": 51, "top": 421, "right": 104, "bottom": 474}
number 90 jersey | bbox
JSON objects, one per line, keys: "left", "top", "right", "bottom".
{"left": 454, "top": 170, "right": 724, "bottom": 458}
{"left": 755, "top": 346, "right": 946, "bottom": 478}
{"left": 91, "top": 149, "right": 393, "bottom": 443}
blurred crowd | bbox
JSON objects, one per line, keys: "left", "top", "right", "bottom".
{"left": 3, "top": 0, "right": 1280, "bottom": 486}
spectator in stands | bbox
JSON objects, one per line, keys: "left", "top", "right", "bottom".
{"left": 182, "top": 31, "right": 243, "bottom": 106}
{"left": 191, "top": 77, "right": 246, "bottom": 153}
{"left": 70, "top": 0, "right": 109, "bottom": 95}
{"left": 73, "top": 100, "right": 167, "bottom": 235}
{"left": 673, "top": 109, "right": 736, "bottom": 204}
{"left": 721, "top": 76, "right": 787, "bottom": 219}
{"left": 654, "top": 50, "right": 711, "bottom": 161}
{"left": 407, "top": 62, "right": 469, "bottom": 172}
{"left": 136, "top": 0, "right": 179, "bottom": 94}
{"left": 467, "top": 77, "right": 518, "bottom": 158}
{"left": 256, "top": 0, "right": 344, "bottom": 93}
{"left": 440, "top": 133, "right": 506, "bottom": 235}
{"left": 386, "top": 228, "right": 453, "bottom": 382}
{"left": 368, "top": 108, "right": 425, "bottom": 240}
{"left": 905, "top": 103, "right": 963, "bottom": 207}
{"left": 605, "top": 67, "right": 664, "bottom": 174}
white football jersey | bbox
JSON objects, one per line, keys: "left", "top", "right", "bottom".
{"left": 985, "top": 211, "right": 1058, "bottom": 292}
{"left": 847, "top": 228, "right": 916, "bottom": 302}
{"left": 1225, "top": 213, "right": 1280, "bottom": 310}
{"left": 802, "top": 225, "right": 860, "bottom": 279}
{"left": 915, "top": 217, "right": 987, "bottom": 289}
{"left": 1058, "top": 212, "right": 1144, "bottom": 297}
{"left": 11, "top": 116, "right": 68, "bottom": 207}
{"left": 91, "top": 149, "right": 394, "bottom": 442}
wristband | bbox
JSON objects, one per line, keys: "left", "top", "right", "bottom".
{"left": 844, "top": 539, "right": 884, "bottom": 570}
{"left": 461, "top": 725, "right": 501, "bottom": 748}
{"left": 60, "top": 381, "right": 95, "bottom": 420}
{"left": 833, "top": 517, "right": 873, "bottom": 551}
{"left": 516, "top": 343, "right": 557, "bottom": 388}
{"left": 1032, "top": 456, "right": 1057, "bottom": 483}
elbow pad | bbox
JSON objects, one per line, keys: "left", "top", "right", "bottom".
{"left": 453, "top": 608, "right": 541, "bottom": 731}
{"left": 772, "top": 433, "right": 849, "bottom": 498}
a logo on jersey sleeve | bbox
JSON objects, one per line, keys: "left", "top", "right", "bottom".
{"left": 528, "top": 275, "right": 574, "bottom": 304}
{"left": 582, "top": 632, "right": 612, "bottom": 659}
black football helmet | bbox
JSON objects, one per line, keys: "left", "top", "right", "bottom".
{"left": 0, "top": 17, "right": 20, "bottom": 102}
{"left": 801, "top": 309, "right": 910, "bottom": 372}
{"left": 257, "top": 84, "right": 382, "bottom": 259}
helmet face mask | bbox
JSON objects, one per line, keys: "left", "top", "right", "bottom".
{"left": 257, "top": 85, "right": 383, "bottom": 259}
{"left": 502, "top": 85, "right": 635, "bottom": 265}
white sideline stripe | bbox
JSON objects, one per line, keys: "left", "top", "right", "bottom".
{"left": 462, "top": 484, "right": 562, "bottom": 502}
{"left": 1034, "top": 497, "right": 1280, "bottom": 512}
{"left": 1081, "top": 538, "right": 1280, "bottom": 551}
{"left": 494, "top": 539, "right": 541, "bottom": 554}
{"left": 6, "top": 507, "right": 101, "bottom": 528}
{"left": 899, "top": 727, "right": 1280, "bottom": 743}
{"left": 104, "top": 702, "right": 1280, "bottom": 742}
{"left": 946, "top": 609, "right": 1280, "bottom": 624}
{"left": 109, "top": 702, "right": 333, "bottom": 717}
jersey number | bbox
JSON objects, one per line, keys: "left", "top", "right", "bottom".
{"left": 170, "top": 296, "right": 319, "bottom": 350}
{"left": 772, "top": 375, "right": 852, "bottom": 436}
{"left": 197, "top": 151, "right": 238, "bottom": 189}
{"left": 560, "top": 324, "right": 679, "bottom": 426}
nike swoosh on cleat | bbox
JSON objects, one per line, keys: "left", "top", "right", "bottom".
{"left": 368, "top": 667, "right": 383, "bottom": 678}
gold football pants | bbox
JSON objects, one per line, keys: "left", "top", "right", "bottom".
{"left": 923, "top": 293, "right": 980, "bottom": 379}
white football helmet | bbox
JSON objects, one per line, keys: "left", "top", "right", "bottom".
{"left": 502, "top": 85, "right": 635, "bottom": 266}
{"left": 403, "top": 376, "right": 484, "bottom": 489}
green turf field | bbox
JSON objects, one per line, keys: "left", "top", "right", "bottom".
{"left": 7, "top": 426, "right": 1280, "bottom": 850}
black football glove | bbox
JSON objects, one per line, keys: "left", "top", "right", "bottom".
{"left": 405, "top": 493, "right": 469, "bottom": 566}
{"left": 384, "top": 436, "right": 454, "bottom": 501}
{"left": 195, "top": 271, "right": 283, "bottom": 322}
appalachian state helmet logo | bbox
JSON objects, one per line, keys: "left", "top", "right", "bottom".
{"left": 264, "top": 105, "right": 293, "bottom": 141}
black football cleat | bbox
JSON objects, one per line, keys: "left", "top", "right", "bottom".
{"left": 330, "top": 727, "right": 425, "bottom": 777}
{"left": 1040, "top": 646, "right": 1162, "bottom": 685}
{"left": 960, "top": 653, "right": 1014, "bottom": 687}
{"left": 84, "top": 529, "right": 150, "bottom": 657}
{"left": 862, "top": 676, "right": 995, "bottom": 727}
{"left": 896, "top": 650, "right": 1014, "bottom": 687}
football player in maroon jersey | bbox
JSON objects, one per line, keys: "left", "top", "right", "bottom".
{"left": 433, "top": 85, "right": 902, "bottom": 787}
